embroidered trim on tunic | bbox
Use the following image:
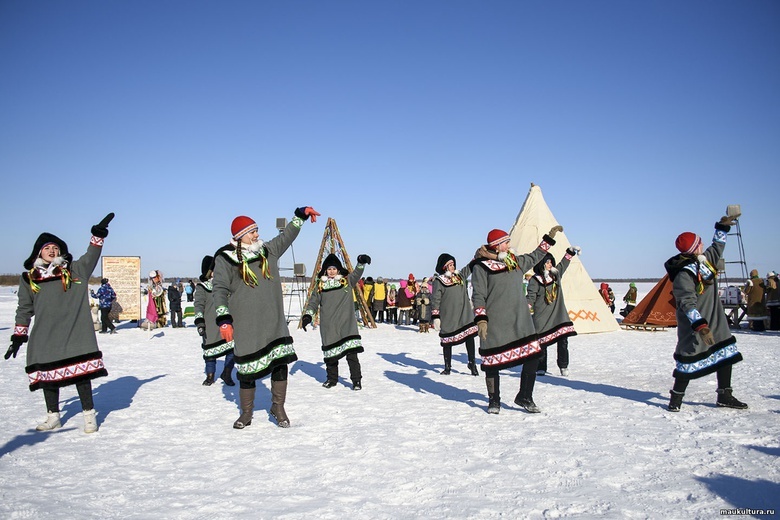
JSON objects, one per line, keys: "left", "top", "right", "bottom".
{"left": 440, "top": 324, "right": 478, "bottom": 345}
{"left": 538, "top": 325, "right": 575, "bottom": 347}
{"left": 323, "top": 338, "right": 363, "bottom": 359}
{"left": 481, "top": 340, "right": 541, "bottom": 367}
{"left": 203, "top": 340, "right": 234, "bottom": 358}
{"left": 28, "top": 358, "right": 106, "bottom": 386}
{"left": 235, "top": 343, "right": 296, "bottom": 375}
{"left": 674, "top": 343, "right": 740, "bottom": 375}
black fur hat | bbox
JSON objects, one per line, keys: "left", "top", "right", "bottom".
{"left": 24, "top": 232, "right": 72, "bottom": 270}
{"left": 533, "top": 253, "right": 555, "bottom": 276}
{"left": 435, "top": 253, "right": 456, "bottom": 275}
{"left": 200, "top": 255, "right": 215, "bottom": 282}
{"left": 318, "top": 253, "right": 349, "bottom": 278}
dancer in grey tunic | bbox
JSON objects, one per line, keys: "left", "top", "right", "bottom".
{"left": 302, "top": 253, "right": 371, "bottom": 390}
{"left": 527, "top": 247, "right": 579, "bottom": 377}
{"left": 664, "top": 212, "right": 747, "bottom": 412}
{"left": 431, "top": 253, "right": 478, "bottom": 376}
{"left": 5, "top": 213, "right": 113, "bottom": 433}
{"left": 212, "top": 207, "right": 320, "bottom": 429}
{"left": 471, "top": 226, "right": 561, "bottom": 414}
{"left": 193, "top": 255, "right": 235, "bottom": 387}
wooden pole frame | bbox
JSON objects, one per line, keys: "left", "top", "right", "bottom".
{"left": 300, "top": 217, "right": 376, "bottom": 329}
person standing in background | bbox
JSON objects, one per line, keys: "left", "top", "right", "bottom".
{"left": 620, "top": 282, "right": 638, "bottom": 318}
{"left": 599, "top": 282, "right": 616, "bottom": 313}
{"left": 744, "top": 269, "right": 768, "bottom": 332}
{"left": 91, "top": 278, "right": 117, "bottom": 334}
{"left": 765, "top": 271, "right": 780, "bottom": 331}
{"left": 386, "top": 284, "right": 398, "bottom": 325}
{"left": 168, "top": 282, "right": 183, "bottom": 328}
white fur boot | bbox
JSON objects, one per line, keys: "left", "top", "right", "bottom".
{"left": 83, "top": 409, "right": 98, "bottom": 433}
{"left": 36, "top": 412, "right": 62, "bottom": 431}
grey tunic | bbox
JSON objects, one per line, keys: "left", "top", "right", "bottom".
{"left": 431, "top": 263, "right": 478, "bottom": 347}
{"left": 304, "top": 264, "right": 365, "bottom": 361}
{"left": 16, "top": 238, "right": 108, "bottom": 391}
{"left": 212, "top": 217, "right": 302, "bottom": 382}
{"left": 526, "top": 252, "right": 577, "bottom": 348}
{"left": 193, "top": 279, "right": 234, "bottom": 361}
{"left": 664, "top": 222, "right": 742, "bottom": 380}
{"left": 471, "top": 239, "right": 553, "bottom": 372}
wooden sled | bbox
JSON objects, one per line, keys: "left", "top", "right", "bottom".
{"left": 620, "top": 322, "right": 667, "bottom": 332}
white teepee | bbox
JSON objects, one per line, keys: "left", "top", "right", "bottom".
{"left": 508, "top": 183, "right": 620, "bottom": 334}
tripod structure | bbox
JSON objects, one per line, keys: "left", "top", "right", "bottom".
{"left": 300, "top": 218, "right": 376, "bottom": 329}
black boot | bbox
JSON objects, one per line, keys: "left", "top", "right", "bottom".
{"left": 667, "top": 390, "right": 684, "bottom": 412}
{"left": 441, "top": 346, "right": 452, "bottom": 375}
{"left": 202, "top": 373, "right": 215, "bottom": 386}
{"left": 486, "top": 375, "right": 500, "bottom": 414}
{"left": 514, "top": 366, "right": 541, "bottom": 413}
{"left": 716, "top": 388, "right": 748, "bottom": 409}
{"left": 220, "top": 366, "right": 235, "bottom": 386}
{"left": 468, "top": 362, "right": 479, "bottom": 376}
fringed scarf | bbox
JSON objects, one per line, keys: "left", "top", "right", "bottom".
{"left": 234, "top": 239, "right": 270, "bottom": 287}
{"left": 29, "top": 257, "right": 73, "bottom": 293}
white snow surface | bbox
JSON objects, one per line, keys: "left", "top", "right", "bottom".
{"left": 1, "top": 283, "right": 778, "bottom": 519}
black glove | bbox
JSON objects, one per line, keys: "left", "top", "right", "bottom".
{"left": 5, "top": 335, "right": 27, "bottom": 360}
{"left": 197, "top": 325, "right": 206, "bottom": 337}
{"left": 301, "top": 314, "right": 312, "bottom": 331}
{"left": 91, "top": 212, "right": 115, "bottom": 238}
{"left": 294, "top": 207, "right": 320, "bottom": 222}
{"left": 357, "top": 254, "right": 371, "bottom": 265}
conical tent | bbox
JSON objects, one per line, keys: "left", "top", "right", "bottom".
{"left": 508, "top": 184, "right": 620, "bottom": 334}
{"left": 622, "top": 275, "right": 677, "bottom": 327}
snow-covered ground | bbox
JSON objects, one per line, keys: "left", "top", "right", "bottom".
{"left": 0, "top": 283, "right": 778, "bottom": 519}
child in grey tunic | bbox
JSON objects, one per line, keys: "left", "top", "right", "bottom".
{"left": 302, "top": 253, "right": 371, "bottom": 390}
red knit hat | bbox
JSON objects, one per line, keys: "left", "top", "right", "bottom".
{"left": 675, "top": 232, "right": 701, "bottom": 254}
{"left": 231, "top": 216, "right": 258, "bottom": 240}
{"left": 487, "top": 229, "right": 510, "bottom": 248}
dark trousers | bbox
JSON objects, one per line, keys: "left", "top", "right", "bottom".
{"left": 239, "top": 364, "right": 288, "bottom": 389}
{"left": 386, "top": 308, "right": 397, "bottom": 324}
{"left": 537, "top": 337, "right": 569, "bottom": 372}
{"left": 100, "top": 307, "right": 115, "bottom": 332}
{"left": 325, "top": 351, "right": 362, "bottom": 383}
{"left": 43, "top": 380, "right": 94, "bottom": 412}
{"left": 170, "top": 309, "right": 183, "bottom": 327}
{"left": 770, "top": 306, "right": 780, "bottom": 330}
{"left": 673, "top": 364, "right": 733, "bottom": 393}
{"left": 485, "top": 357, "right": 540, "bottom": 401}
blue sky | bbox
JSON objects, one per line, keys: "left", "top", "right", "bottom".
{"left": 1, "top": 1, "right": 778, "bottom": 281}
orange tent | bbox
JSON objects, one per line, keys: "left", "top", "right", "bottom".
{"left": 622, "top": 275, "right": 677, "bottom": 327}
